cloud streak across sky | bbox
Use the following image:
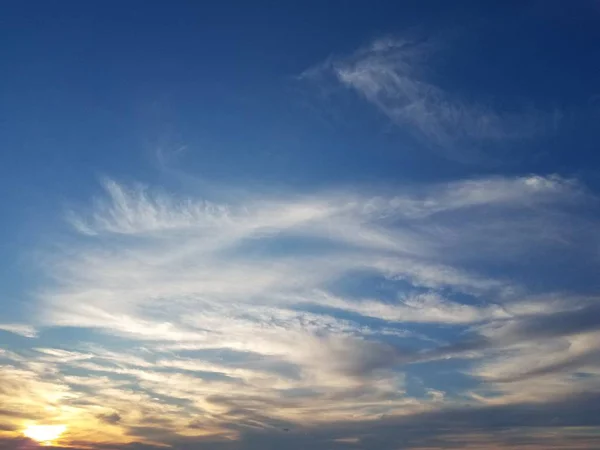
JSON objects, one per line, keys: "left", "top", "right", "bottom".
{"left": 302, "top": 38, "right": 558, "bottom": 160}
{"left": 2, "top": 169, "right": 600, "bottom": 449}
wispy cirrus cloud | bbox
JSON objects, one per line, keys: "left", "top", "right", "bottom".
{"left": 302, "top": 38, "right": 558, "bottom": 159}
{"left": 0, "top": 324, "right": 37, "bottom": 338}
{"left": 1, "top": 174, "right": 599, "bottom": 449}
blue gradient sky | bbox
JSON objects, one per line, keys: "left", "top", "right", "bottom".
{"left": 1, "top": 1, "right": 600, "bottom": 449}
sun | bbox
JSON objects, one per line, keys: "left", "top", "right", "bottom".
{"left": 23, "top": 425, "right": 67, "bottom": 445}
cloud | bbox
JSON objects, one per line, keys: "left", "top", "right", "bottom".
{"left": 311, "top": 291, "right": 510, "bottom": 324}
{"left": 97, "top": 412, "right": 121, "bottom": 425}
{"left": 0, "top": 324, "right": 37, "bottom": 338}
{"left": 0, "top": 174, "right": 597, "bottom": 448}
{"left": 482, "top": 303, "right": 600, "bottom": 343}
{"left": 302, "top": 38, "right": 557, "bottom": 159}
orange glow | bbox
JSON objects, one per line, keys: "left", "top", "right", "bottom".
{"left": 23, "top": 425, "right": 67, "bottom": 445}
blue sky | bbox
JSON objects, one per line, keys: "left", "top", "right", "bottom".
{"left": 2, "top": 1, "right": 600, "bottom": 449}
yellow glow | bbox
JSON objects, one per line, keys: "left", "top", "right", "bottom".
{"left": 23, "top": 425, "right": 67, "bottom": 444}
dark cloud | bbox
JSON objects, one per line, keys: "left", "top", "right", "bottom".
{"left": 491, "top": 348, "right": 600, "bottom": 383}
{"left": 503, "top": 303, "right": 600, "bottom": 341}
{"left": 427, "top": 303, "right": 600, "bottom": 362}
{"left": 167, "top": 391, "right": 600, "bottom": 450}
{"left": 0, "top": 423, "right": 17, "bottom": 432}
{"left": 97, "top": 412, "right": 121, "bottom": 424}
{"left": 3, "top": 391, "right": 600, "bottom": 450}
{"left": 0, "top": 438, "right": 71, "bottom": 450}
{"left": 205, "top": 392, "right": 600, "bottom": 450}
{"left": 0, "top": 406, "right": 43, "bottom": 421}
{"left": 317, "top": 336, "right": 410, "bottom": 378}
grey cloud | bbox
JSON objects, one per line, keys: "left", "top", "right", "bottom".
{"left": 490, "top": 348, "right": 600, "bottom": 383}
{"left": 267, "top": 392, "right": 600, "bottom": 450}
{"left": 428, "top": 303, "right": 600, "bottom": 358}
{"left": 97, "top": 412, "right": 121, "bottom": 424}
{"left": 0, "top": 423, "right": 17, "bottom": 432}
{"left": 121, "top": 392, "right": 600, "bottom": 450}
{"left": 310, "top": 335, "right": 410, "bottom": 378}
{"left": 499, "top": 303, "right": 600, "bottom": 341}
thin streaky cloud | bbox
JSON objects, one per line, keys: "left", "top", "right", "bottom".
{"left": 0, "top": 173, "right": 597, "bottom": 449}
{"left": 302, "top": 38, "right": 557, "bottom": 158}
{"left": 0, "top": 324, "right": 37, "bottom": 338}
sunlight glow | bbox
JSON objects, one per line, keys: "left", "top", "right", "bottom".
{"left": 23, "top": 425, "right": 67, "bottom": 445}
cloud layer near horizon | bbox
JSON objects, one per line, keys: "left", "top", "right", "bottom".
{"left": 2, "top": 172, "right": 600, "bottom": 449}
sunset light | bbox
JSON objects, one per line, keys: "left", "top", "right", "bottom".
{"left": 23, "top": 425, "right": 66, "bottom": 445}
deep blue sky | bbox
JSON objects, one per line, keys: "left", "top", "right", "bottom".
{"left": 1, "top": 2, "right": 600, "bottom": 449}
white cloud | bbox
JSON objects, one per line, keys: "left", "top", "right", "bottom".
{"left": 0, "top": 323, "right": 37, "bottom": 338}
{"left": 303, "top": 38, "right": 556, "bottom": 157}
{"left": 4, "top": 174, "right": 595, "bottom": 446}
{"left": 311, "top": 291, "right": 510, "bottom": 324}
{"left": 39, "top": 175, "right": 590, "bottom": 340}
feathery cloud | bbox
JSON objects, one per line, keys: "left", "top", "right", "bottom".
{"left": 1, "top": 174, "right": 598, "bottom": 448}
{"left": 302, "top": 38, "right": 557, "bottom": 159}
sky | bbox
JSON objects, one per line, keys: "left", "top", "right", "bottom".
{"left": 1, "top": 1, "right": 600, "bottom": 449}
